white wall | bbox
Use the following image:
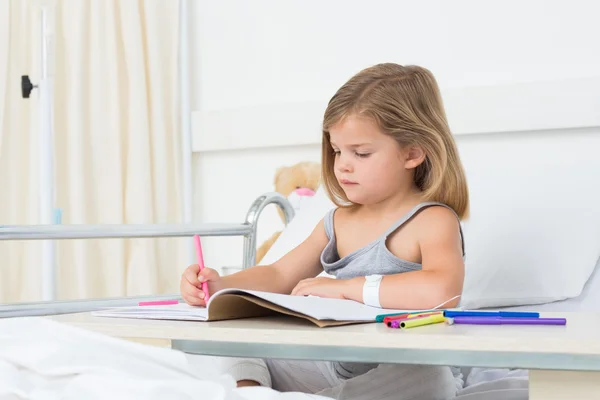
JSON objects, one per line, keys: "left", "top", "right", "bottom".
{"left": 189, "top": 0, "right": 600, "bottom": 272}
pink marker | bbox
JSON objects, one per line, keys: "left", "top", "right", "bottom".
{"left": 194, "top": 235, "right": 210, "bottom": 302}
{"left": 139, "top": 299, "right": 179, "bottom": 306}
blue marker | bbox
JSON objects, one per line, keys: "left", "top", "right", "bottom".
{"left": 443, "top": 310, "right": 539, "bottom": 318}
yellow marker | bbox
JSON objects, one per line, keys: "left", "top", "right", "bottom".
{"left": 400, "top": 313, "right": 446, "bottom": 329}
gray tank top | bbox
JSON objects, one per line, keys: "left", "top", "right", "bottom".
{"left": 321, "top": 201, "right": 465, "bottom": 279}
{"left": 319, "top": 201, "right": 465, "bottom": 380}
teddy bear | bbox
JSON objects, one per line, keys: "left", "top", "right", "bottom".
{"left": 256, "top": 161, "right": 322, "bottom": 264}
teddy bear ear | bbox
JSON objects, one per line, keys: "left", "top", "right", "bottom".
{"left": 274, "top": 166, "right": 286, "bottom": 185}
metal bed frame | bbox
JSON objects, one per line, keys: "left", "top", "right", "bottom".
{"left": 0, "top": 192, "right": 294, "bottom": 318}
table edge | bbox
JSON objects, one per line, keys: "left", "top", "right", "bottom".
{"left": 171, "top": 339, "right": 600, "bottom": 372}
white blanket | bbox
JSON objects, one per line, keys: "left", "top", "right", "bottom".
{"left": 0, "top": 317, "right": 325, "bottom": 400}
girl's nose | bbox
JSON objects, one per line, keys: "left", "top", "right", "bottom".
{"left": 337, "top": 156, "right": 353, "bottom": 173}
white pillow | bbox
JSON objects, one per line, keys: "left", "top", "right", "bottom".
{"left": 457, "top": 131, "right": 600, "bottom": 308}
{"left": 491, "top": 257, "right": 600, "bottom": 312}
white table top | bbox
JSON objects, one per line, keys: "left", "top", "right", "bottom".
{"left": 47, "top": 311, "right": 600, "bottom": 371}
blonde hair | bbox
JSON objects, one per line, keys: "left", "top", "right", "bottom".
{"left": 321, "top": 63, "right": 469, "bottom": 219}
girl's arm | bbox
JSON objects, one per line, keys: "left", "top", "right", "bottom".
{"left": 343, "top": 207, "right": 465, "bottom": 309}
{"left": 216, "top": 219, "right": 329, "bottom": 294}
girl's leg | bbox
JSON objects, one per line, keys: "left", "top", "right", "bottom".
{"left": 185, "top": 354, "right": 272, "bottom": 388}
{"left": 187, "top": 354, "right": 461, "bottom": 399}
{"left": 316, "top": 364, "right": 461, "bottom": 400}
{"left": 265, "top": 358, "right": 340, "bottom": 394}
{"left": 266, "top": 359, "right": 461, "bottom": 400}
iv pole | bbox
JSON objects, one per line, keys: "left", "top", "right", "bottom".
{"left": 38, "top": 5, "right": 56, "bottom": 301}
{"left": 17, "top": 1, "right": 62, "bottom": 302}
{"left": 22, "top": 4, "right": 56, "bottom": 301}
{"left": 178, "top": 0, "right": 195, "bottom": 263}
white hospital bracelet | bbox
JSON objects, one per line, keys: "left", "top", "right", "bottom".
{"left": 362, "top": 274, "right": 383, "bottom": 308}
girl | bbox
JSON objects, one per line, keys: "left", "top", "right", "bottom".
{"left": 180, "top": 63, "right": 469, "bottom": 400}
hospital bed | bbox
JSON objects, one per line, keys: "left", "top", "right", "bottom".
{"left": 2, "top": 121, "right": 600, "bottom": 399}
{"left": 1, "top": 186, "right": 599, "bottom": 400}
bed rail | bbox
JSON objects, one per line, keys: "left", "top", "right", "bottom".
{"left": 0, "top": 294, "right": 184, "bottom": 318}
{"left": 0, "top": 223, "right": 253, "bottom": 240}
{"left": 0, "top": 192, "right": 294, "bottom": 315}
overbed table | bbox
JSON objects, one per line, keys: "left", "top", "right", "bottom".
{"left": 47, "top": 311, "right": 600, "bottom": 400}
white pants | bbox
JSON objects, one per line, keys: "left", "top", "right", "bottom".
{"left": 186, "top": 355, "right": 463, "bottom": 400}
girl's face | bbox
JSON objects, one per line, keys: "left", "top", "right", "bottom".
{"left": 329, "top": 114, "right": 421, "bottom": 206}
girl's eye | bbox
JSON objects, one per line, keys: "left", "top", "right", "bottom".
{"left": 355, "top": 152, "right": 370, "bottom": 158}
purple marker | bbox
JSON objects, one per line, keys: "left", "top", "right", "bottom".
{"left": 449, "top": 317, "right": 566, "bottom": 326}
{"left": 390, "top": 320, "right": 401, "bottom": 329}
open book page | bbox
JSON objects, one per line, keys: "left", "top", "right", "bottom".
{"left": 92, "top": 288, "right": 420, "bottom": 322}
{"left": 92, "top": 303, "right": 209, "bottom": 321}
{"left": 232, "top": 290, "right": 413, "bottom": 321}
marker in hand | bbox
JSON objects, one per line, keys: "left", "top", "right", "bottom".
{"left": 194, "top": 234, "right": 210, "bottom": 302}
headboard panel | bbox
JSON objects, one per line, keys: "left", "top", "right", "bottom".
{"left": 192, "top": 76, "right": 600, "bottom": 152}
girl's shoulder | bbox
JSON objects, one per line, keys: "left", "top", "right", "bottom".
{"left": 384, "top": 202, "right": 462, "bottom": 248}
{"left": 415, "top": 203, "right": 460, "bottom": 226}
{"left": 410, "top": 203, "right": 464, "bottom": 255}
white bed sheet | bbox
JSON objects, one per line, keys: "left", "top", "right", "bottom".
{"left": 0, "top": 317, "right": 326, "bottom": 400}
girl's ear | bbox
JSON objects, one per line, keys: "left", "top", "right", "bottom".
{"left": 404, "top": 146, "right": 426, "bottom": 170}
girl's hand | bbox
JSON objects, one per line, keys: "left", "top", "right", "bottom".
{"left": 290, "top": 277, "right": 352, "bottom": 299}
{"left": 180, "top": 264, "right": 222, "bottom": 306}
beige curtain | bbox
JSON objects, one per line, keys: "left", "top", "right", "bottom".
{"left": 0, "top": 0, "right": 188, "bottom": 303}
{"left": 0, "top": 0, "right": 42, "bottom": 303}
